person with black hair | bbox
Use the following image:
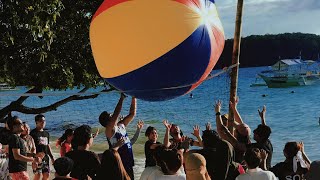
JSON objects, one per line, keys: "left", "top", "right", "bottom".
{"left": 270, "top": 142, "right": 310, "bottom": 180}
{"left": 30, "top": 114, "right": 55, "bottom": 180}
{"left": 53, "top": 157, "right": 74, "bottom": 180}
{"left": 7, "top": 116, "right": 42, "bottom": 180}
{"left": 215, "top": 99, "right": 251, "bottom": 164}
{"left": 20, "top": 122, "right": 36, "bottom": 157}
{"left": 99, "top": 93, "right": 136, "bottom": 179}
{"left": 190, "top": 122, "right": 244, "bottom": 180}
{"left": 148, "top": 147, "right": 186, "bottom": 180}
{"left": 65, "top": 125, "right": 100, "bottom": 180}
{"left": 236, "top": 148, "right": 276, "bottom": 180}
{"left": 163, "top": 120, "right": 202, "bottom": 151}
{"left": 97, "top": 148, "right": 131, "bottom": 180}
{"left": 144, "top": 126, "right": 161, "bottom": 167}
{"left": 56, "top": 129, "right": 73, "bottom": 157}
{"left": 247, "top": 105, "right": 274, "bottom": 170}
{"left": 0, "top": 113, "right": 12, "bottom": 180}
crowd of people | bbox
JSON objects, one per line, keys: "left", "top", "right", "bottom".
{"left": 0, "top": 94, "right": 319, "bottom": 180}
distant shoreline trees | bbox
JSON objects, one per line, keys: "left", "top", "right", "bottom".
{"left": 217, "top": 33, "right": 320, "bottom": 69}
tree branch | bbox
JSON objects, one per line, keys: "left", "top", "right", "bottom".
{"left": 0, "top": 86, "right": 42, "bottom": 121}
{"left": 14, "top": 87, "right": 115, "bottom": 114}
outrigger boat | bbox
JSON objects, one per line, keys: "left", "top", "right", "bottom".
{"left": 258, "top": 59, "right": 320, "bottom": 88}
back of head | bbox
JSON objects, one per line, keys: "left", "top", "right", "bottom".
{"left": 185, "top": 153, "right": 210, "bottom": 180}
{"left": 254, "top": 125, "right": 271, "bottom": 142}
{"left": 202, "top": 130, "right": 220, "bottom": 148}
{"left": 284, "top": 142, "right": 300, "bottom": 159}
{"left": 98, "top": 149, "right": 130, "bottom": 180}
{"left": 158, "top": 148, "right": 182, "bottom": 175}
{"left": 99, "top": 111, "right": 111, "bottom": 127}
{"left": 54, "top": 157, "right": 74, "bottom": 176}
{"left": 244, "top": 148, "right": 262, "bottom": 169}
{"left": 72, "top": 125, "right": 92, "bottom": 148}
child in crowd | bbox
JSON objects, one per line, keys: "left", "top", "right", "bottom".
{"left": 53, "top": 157, "right": 74, "bottom": 180}
{"left": 56, "top": 129, "right": 74, "bottom": 157}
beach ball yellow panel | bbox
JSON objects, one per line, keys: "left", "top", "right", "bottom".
{"left": 90, "top": 0, "right": 225, "bottom": 101}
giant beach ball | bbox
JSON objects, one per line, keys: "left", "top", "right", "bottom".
{"left": 90, "top": 0, "right": 225, "bottom": 101}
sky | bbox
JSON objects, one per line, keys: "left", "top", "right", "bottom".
{"left": 215, "top": 0, "right": 320, "bottom": 39}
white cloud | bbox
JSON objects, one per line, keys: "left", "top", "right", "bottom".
{"left": 214, "top": 0, "right": 320, "bottom": 38}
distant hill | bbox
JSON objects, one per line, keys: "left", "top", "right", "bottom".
{"left": 215, "top": 33, "right": 320, "bottom": 69}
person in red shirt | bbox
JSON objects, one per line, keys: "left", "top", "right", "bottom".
{"left": 56, "top": 129, "right": 74, "bottom": 157}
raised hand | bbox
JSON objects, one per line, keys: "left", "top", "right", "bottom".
{"left": 114, "top": 137, "right": 125, "bottom": 150}
{"left": 298, "top": 141, "right": 305, "bottom": 152}
{"left": 206, "top": 122, "right": 212, "bottom": 130}
{"left": 229, "top": 96, "right": 239, "bottom": 109}
{"left": 93, "top": 128, "right": 100, "bottom": 138}
{"left": 163, "top": 119, "right": 172, "bottom": 130}
{"left": 260, "top": 149, "right": 268, "bottom": 160}
{"left": 137, "top": 120, "right": 144, "bottom": 130}
{"left": 258, "top": 105, "right": 266, "bottom": 119}
{"left": 191, "top": 125, "right": 200, "bottom": 137}
{"left": 215, "top": 100, "right": 222, "bottom": 113}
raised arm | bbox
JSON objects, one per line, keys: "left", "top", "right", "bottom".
{"left": 215, "top": 100, "right": 228, "bottom": 140}
{"left": 191, "top": 125, "right": 203, "bottom": 147}
{"left": 258, "top": 105, "right": 267, "bottom": 125}
{"left": 130, "top": 120, "right": 144, "bottom": 145}
{"left": 105, "top": 94, "right": 125, "bottom": 138}
{"left": 230, "top": 96, "right": 244, "bottom": 124}
{"left": 300, "top": 142, "right": 311, "bottom": 167}
{"left": 163, "top": 120, "right": 172, "bottom": 148}
{"left": 119, "top": 97, "right": 136, "bottom": 127}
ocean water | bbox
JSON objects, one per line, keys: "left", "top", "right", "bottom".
{"left": 1, "top": 66, "right": 320, "bottom": 178}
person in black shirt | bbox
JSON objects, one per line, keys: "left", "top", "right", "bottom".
{"left": 30, "top": 114, "right": 55, "bottom": 180}
{"left": 7, "top": 116, "right": 41, "bottom": 180}
{"left": 248, "top": 105, "right": 273, "bottom": 170}
{"left": 270, "top": 142, "right": 311, "bottom": 180}
{"left": 144, "top": 126, "right": 161, "bottom": 167}
{"left": 65, "top": 125, "right": 100, "bottom": 180}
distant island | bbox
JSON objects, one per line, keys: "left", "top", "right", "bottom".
{"left": 215, "top": 33, "right": 320, "bottom": 69}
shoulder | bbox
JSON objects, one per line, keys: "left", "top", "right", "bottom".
{"left": 30, "top": 129, "right": 37, "bottom": 134}
{"left": 264, "top": 171, "right": 277, "bottom": 178}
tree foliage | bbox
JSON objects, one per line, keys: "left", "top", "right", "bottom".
{"left": 0, "top": 0, "right": 106, "bottom": 120}
{"left": 0, "top": 0, "right": 103, "bottom": 89}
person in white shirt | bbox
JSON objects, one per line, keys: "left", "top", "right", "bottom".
{"left": 236, "top": 148, "right": 277, "bottom": 180}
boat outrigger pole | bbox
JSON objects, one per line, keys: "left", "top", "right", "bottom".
{"left": 228, "top": 0, "right": 244, "bottom": 133}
